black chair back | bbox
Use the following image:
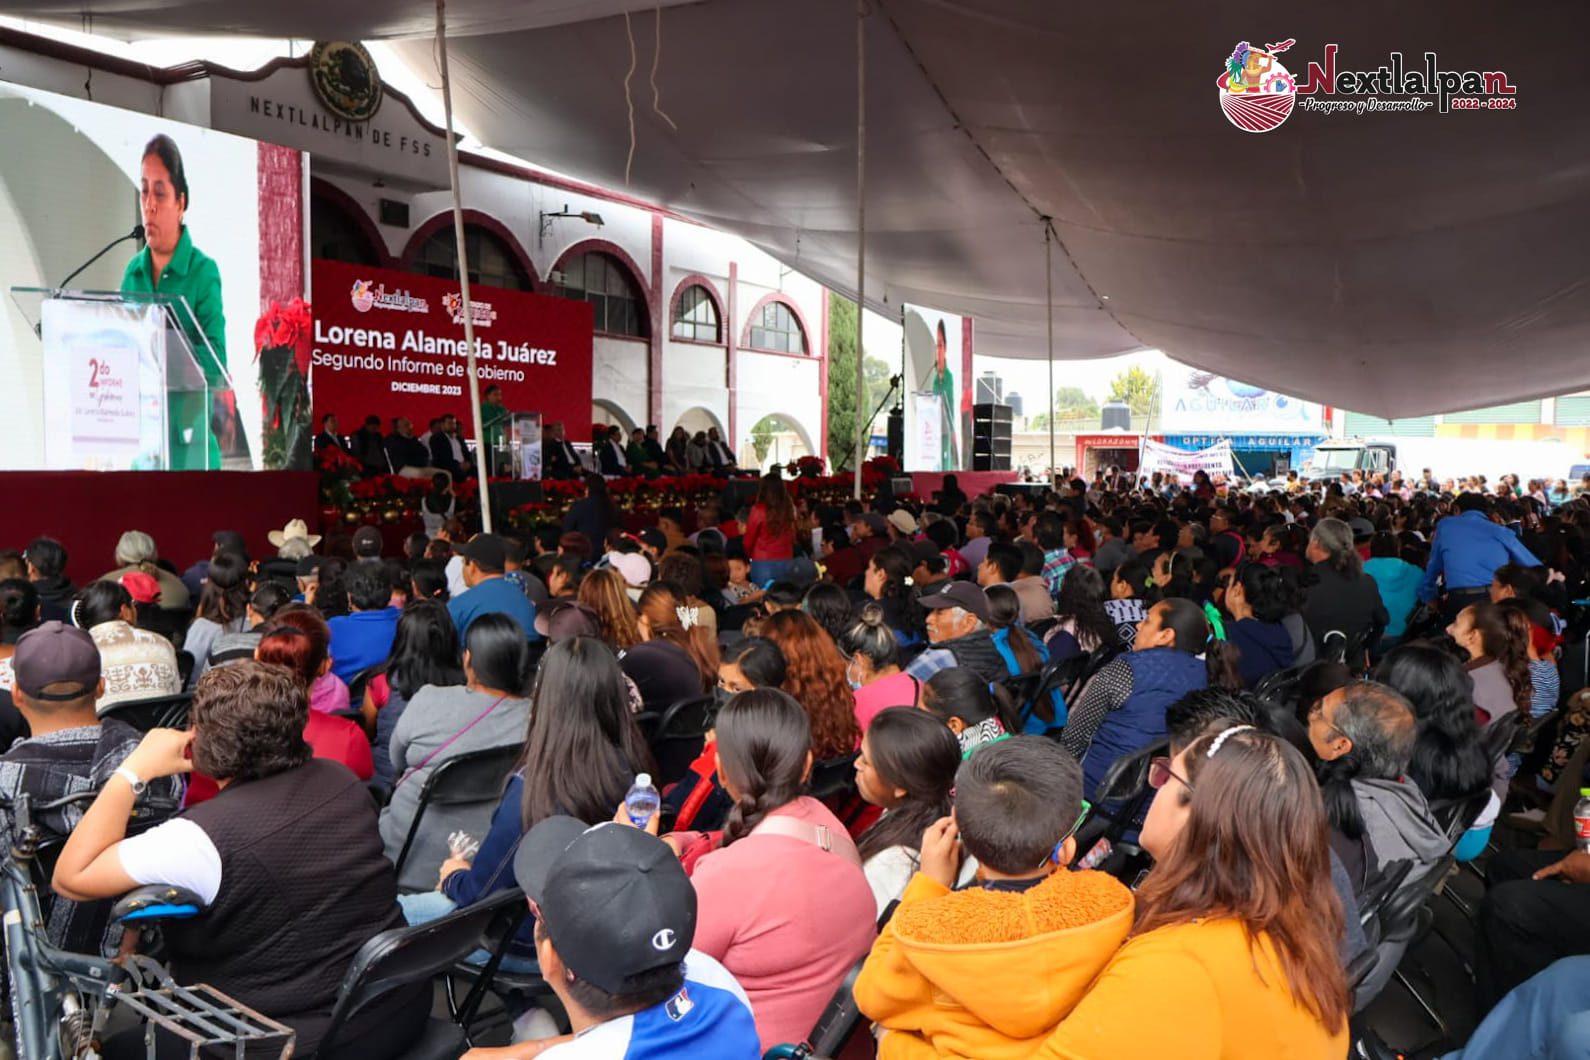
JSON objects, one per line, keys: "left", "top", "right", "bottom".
{"left": 1428, "top": 787, "right": 1494, "bottom": 844}
{"left": 100, "top": 692, "right": 193, "bottom": 733}
{"left": 175, "top": 650, "right": 196, "bottom": 687}
{"left": 651, "top": 695, "right": 716, "bottom": 787}
{"left": 345, "top": 664, "right": 385, "bottom": 712}
{"left": 392, "top": 744, "right": 520, "bottom": 879}
{"left": 1063, "top": 643, "right": 1126, "bottom": 703}
{"left": 317, "top": 888, "right": 527, "bottom": 1058}
{"left": 809, "top": 753, "right": 859, "bottom": 803}
{"left": 805, "top": 957, "right": 868, "bottom": 1057}
{"left": 1068, "top": 738, "right": 1167, "bottom": 884}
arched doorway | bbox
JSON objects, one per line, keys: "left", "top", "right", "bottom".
{"left": 744, "top": 414, "right": 816, "bottom": 472}
{"left": 592, "top": 399, "right": 637, "bottom": 440}
{"left": 673, "top": 406, "right": 724, "bottom": 437}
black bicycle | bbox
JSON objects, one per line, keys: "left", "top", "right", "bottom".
{"left": 0, "top": 791, "right": 294, "bottom": 1059}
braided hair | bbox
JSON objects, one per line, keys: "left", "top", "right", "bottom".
{"left": 717, "top": 688, "right": 813, "bottom": 847}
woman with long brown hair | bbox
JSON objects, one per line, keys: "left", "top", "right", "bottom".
{"left": 743, "top": 472, "right": 797, "bottom": 586}
{"left": 1447, "top": 600, "right": 1533, "bottom": 726}
{"left": 1037, "top": 725, "right": 1350, "bottom": 1057}
{"left": 620, "top": 581, "right": 719, "bottom": 714}
{"left": 576, "top": 566, "right": 642, "bottom": 650}
{"left": 761, "top": 609, "right": 861, "bottom": 759}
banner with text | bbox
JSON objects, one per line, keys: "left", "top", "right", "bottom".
{"left": 1159, "top": 361, "right": 1323, "bottom": 435}
{"left": 1140, "top": 438, "right": 1234, "bottom": 478}
{"left": 310, "top": 259, "right": 594, "bottom": 441}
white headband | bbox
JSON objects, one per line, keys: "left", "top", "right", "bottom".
{"left": 1206, "top": 725, "right": 1255, "bottom": 758}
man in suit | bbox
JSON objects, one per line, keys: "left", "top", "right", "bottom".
{"left": 704, "top": 427, "right": 737, "bottom": 473}
{"left": 544, "top": 422, "right": 581, "bottom": 480}
{"left": 441, "top": 414, "right": 473, "bottom": 478}
{"left": 643, "top": 425, "right": 669, "bottom": 469}
{"left": 597, "top": 425, "right": 629, "bottom": 476}
{"left": 385, "top": 417, "right": 433, "bottom": 477}
{"left": 427, "top": 415, "right": 460, "bottom": 477}
{"left": 351, "top": 414, "right": 388, "bottom": 475}
{"left": 313, "top": 413, "right": 347, "bottom": 455}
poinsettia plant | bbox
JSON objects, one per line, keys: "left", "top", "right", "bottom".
{"left": 255, "top": 298, "right": 314, "bottom": 470}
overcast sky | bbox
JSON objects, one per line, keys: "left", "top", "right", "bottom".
{"left": 973, "top": 349, "right": 1167, "bottom": 409}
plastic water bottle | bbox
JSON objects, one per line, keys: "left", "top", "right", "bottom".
{"left": 625, "top": 773, "right": 661, "bottom": 829}
{"left": 1575, "top": 789, "right": 1590, "bottom": 853}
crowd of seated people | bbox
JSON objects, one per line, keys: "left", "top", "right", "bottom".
{"left": 0, "top": 463, "right": 1588, "bottom": 1057}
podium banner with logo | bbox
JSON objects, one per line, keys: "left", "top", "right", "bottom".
{"left": 310, "top": 259, "right": 594, "bottom": 441}
{"left": 40, "top": 298, "right": 166, "bottom": 470}
{"left": 907, "top": 392, "right": 945, "bottom": 472}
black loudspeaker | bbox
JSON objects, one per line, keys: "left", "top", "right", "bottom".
{"left": 886, "top": 408, "right": 904, "bottom": 463}
{"left": 720, "top": 478, "right": 761, "bottom": 516}
{"left": 491, "top": 480, "right": 544, "bottom": 529}
{"left": 972, "top": 403, "right": 1013, "bottom": 470}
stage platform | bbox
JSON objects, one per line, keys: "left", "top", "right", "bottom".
{"left": 2, "top": 471, "right": 320, "bottom": 584}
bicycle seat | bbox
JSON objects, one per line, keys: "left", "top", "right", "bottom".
{"left": 112, "top": 884, "right": 205, "bottom": 923}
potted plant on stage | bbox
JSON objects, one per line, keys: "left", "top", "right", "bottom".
{"left": 254, "top": 298, "right": 314, "bottom": 470}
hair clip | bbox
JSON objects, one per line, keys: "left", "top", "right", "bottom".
{"left": 1206, "top": 725, "right": 1255, "bottom": 758}
{"left": 675, "top": 605, "right": 699, "bottom": 631}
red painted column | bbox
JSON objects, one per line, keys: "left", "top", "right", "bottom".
{"left": 257, "top": 143, "right": 303, "bottom": 307}
{"left": 819, "top": 288, "right": 830, "bottom": 464}
{"left": 726, "top": 261, "right": 739, "bottom": 450}
{"left": 649, "top": 214, "right": 664, "bottom": 427}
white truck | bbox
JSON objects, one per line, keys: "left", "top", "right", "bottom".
{"left": 1299, "top": 437, "right": 1583, "bottom": 485}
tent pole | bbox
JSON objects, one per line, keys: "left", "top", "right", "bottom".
{"left": 1045, "top": 222, "right": 1055, "bottom": 485}
{"left": 436, "top": 0, "right": 493, "bottom": 530}
{"left": 852, "top": 0, "right": 867, "bottom": 501}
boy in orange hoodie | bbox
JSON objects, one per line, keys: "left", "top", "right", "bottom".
{"left": 853, "top": 737, "right": 1134, "bottom": 1059}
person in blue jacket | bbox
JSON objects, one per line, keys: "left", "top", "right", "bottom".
{"left": 984, "top": 584, "right": 1066, "bottom": 732}
{"left": 1223, "top": 563, "right": 1297, "bottom": 688}
{"left": 1364, "top": 532, "right": 1424, "bottom": 644}
{"left": 1418, "top": 493, "right": 1542, "bottom": 608}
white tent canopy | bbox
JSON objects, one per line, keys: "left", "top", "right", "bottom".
{"left": 10, "top": 0, "right": 1589, "bottom": 418}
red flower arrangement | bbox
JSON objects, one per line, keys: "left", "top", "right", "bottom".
{"left": 255, "top": 298, "right": 315, "bottom": 470}
{"left": 254, "top": 298, "right": 313, "bottom": 376}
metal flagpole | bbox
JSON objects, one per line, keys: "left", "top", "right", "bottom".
{"left": 1045, "top": 222, "right": 1055, "bottom": 484}
{"left": 436, "top": 0, "right": 494, "bottom": 530}
{"left": 852, "top": 0, "right": 867, "bottom": 501}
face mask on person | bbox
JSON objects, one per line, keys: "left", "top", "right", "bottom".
{"left": 845, "top": 656, "right": 863, "bottom": 691}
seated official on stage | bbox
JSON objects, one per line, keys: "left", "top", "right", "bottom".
{"left": 543, "top": 421, "right": 582, "bottom": 479}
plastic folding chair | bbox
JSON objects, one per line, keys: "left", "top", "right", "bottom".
{"left": 392, "top": 745, "right": 520, "bottom": 881}
{"left": 99, "top": 692, "right": 193, "bottom": 733}
{"left": 317, "top": 889, "right": 527, "bottom": 1059}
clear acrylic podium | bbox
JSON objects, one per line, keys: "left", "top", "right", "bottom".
{"left": 10, "top": 288, "right": 222, "bottom": 471}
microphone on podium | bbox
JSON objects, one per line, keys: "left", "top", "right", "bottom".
{"left": 56, "top": 224, "right": 145, "bottom": 291}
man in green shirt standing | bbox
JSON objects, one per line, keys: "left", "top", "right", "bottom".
{"left": 120, "top": 134, "right": 227, "bottom": 471}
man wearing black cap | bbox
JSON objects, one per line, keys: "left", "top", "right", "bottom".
{"left": 904, "top": 582, "right": 1006, "bottom": 683}
{"left": 447, "top": 534, "right": 539, "bottom": 645}
{"left": 0, "top": 622, "right": 181, "bottom": 953}
{"left": 461, "top": 817, "right": 759, "bottom": 1059}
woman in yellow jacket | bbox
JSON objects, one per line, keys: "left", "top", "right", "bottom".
{"left": 1036, "top": 724, "right": 1351, "bottom": 1060}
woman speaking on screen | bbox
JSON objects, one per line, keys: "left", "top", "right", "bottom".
{"left": 121, "top": 133, "right": 229, "bottom": 470}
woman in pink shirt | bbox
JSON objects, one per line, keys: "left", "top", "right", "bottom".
{"left": 670, "top": 688, "right": 876, "bottom": 1051}
{"left": 839, "top": 603, "right": 921, "bottom": 732}
{"left": 742, "top": 473, "right": 798, "bottom": 586}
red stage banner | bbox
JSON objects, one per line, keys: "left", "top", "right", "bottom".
{"left": 309, "top": 258, "right": 594, "bottom": 439}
